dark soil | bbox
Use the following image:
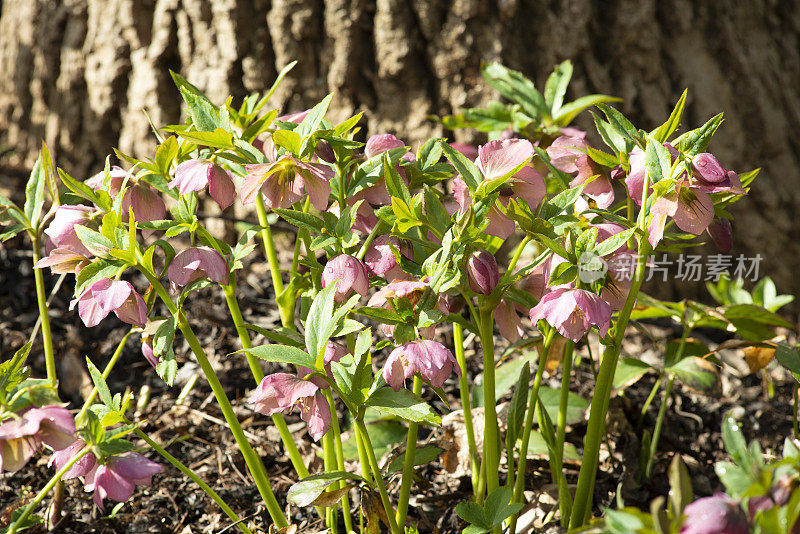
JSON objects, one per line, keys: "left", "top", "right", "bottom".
{"left": 0, "top": 199, "right": 797, "bottom": 533}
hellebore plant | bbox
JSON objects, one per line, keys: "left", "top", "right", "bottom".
{"left": 1, "top": 57, "right": 788, "bottom": 534}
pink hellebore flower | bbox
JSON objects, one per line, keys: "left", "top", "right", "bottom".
{"left": 690, "top": 154, "right": 745, "bottom": 195}
{"left": 529, "top": 288, "right": 613, "bottom": 343}
{"left": 351, "top": 134, "right": 412, "bottom": 207}
{"left": 383, "top": 340, "right": 460, "bottom": 391}
{"left": 707, "top": 217, "right": 733, "bottom": 253}
{"left": 249, "top": 373, "right": 331, "bottom": 441}
{"left": 84, "top": 452, "right": 162, "bottom": 511}
{"left": 168, "top": 246, "right": 230, "bottom": 288}
{"left": 647, "top": 180, "right": 714, "bottom": 248}
{"left": 34, "top": 248, "right": 90, "bottom": 275}
{"left": 241, "top": 153, "right": 333, "bottom": 210}
{"left": 170, "top": 159, "right": 236, "bottom": 210}
{"left": 495, "top": 299, "right": 526, "bottom": 343}
{"left": 363, "top": 235, "right": 412, "bottom": 279}
{"left": 42, "top": 204, "right": 96, "bottom": 257}
{"left": 86, "top": 166, "right": 166, "bottom": 224}
{"left": 624, "top": 143, "right": 680, "bottom": 206}
{"left": 467, "top": 250, "right": 499, "bottom": 295}
{"left": 321, "top": 254, "right": 370, "bottom": 303}
{"left": 50, "top": 439, "right": 96, "bottom": 479}
{"left": 547, "top": 135, "right": 614, "bottom": 209}
{"left": 298, "top": 341, "right": 348, "bottom": 387}
{"left": 0, "top": 406, "right": 76, "bottom": 472}
{"left": 70, "top": 278, "right": 147, "bottom": 328}
{"left": 680, "top": 493, "right": 748, "bottom": 534}
{"left": 452, "top": 139, "right": 545, "bottom": 239}
{"left": 367, "top": 279, "right": 435, "bottom": 339}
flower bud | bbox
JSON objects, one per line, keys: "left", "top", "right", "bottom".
{"left": 315, "top": 140, "right": 336, "bottom": 164}
{"left": 692, "top": 153, "right": 727, "bottom": 183}
{"left": 168, "top": 246, "right": 230, "bottom": 287}
{"left": 467, "top": 250, "right": 499, "bottom": 295}
{"left": 321, "top": 254, "right": 369, "bottom": 302}
{"left": 680, "top": 493, "right": 748, "bottom": 534}
{"left": 707, "top": 218, "right": 733, "bottom": 253}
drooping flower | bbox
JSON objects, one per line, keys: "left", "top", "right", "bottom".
{"left": 49, "top": 439, "right": 96, "bottom": 479}
{"left": 34, "top": 248, "right": 90, "bottom": 275}
{"left": 83, "top": 452, "right": 162, "bottom": 511}
{"left": 170, "top": 159, "right": 236, "bottom": 210}
{"left": 495, "top": 299, "right": 525, "bottom": 343}
{"left": 241, "top": 150, "right": 333, "bottom": 210}
{"left": 298, "top": 341, "right": 348, "bottom": 387}
{"left": 42, "top": 205, "right": 96, "bottom": 257}
{"left": 367, "top": 279, "right": 435, "bottom": 339}
{"left": 321, "top": 255, "right": 370, "bottom": 302}
{"left": 547, "top": 135, "right": 614, "bottom": 209}
{"left": 86, "top": 166, "right": 166, "bottom": 224}
{"left": 167, "top": 246, "right": 230, "bottom": 288}
{"left": 690, "top": 154, "right": 746, "bottom": 195}
{"left": 249, "top": 373, "right": 331, "bottom": 441}
{"left": 707, "top": 217, "right": 733, "bottom": 253}
{"left": 647, "top": 180, "right": 715, "bottom": 248}
{"left": 363, "top": 235, "right": 412, "bottom": 279}
{"left": 529, "top": 288, "right": 613, "bottom": 342}
{"left": 69, "top": 278, "right": 147, "bottom": 328}
{"left": 680, "top": 493, "right": 748, "bottom": 534}
{"left": 0, "top": 406, "right": 76, "bottom": 472}
{"left": 451, "top": 139, "right": 545, "bottom": 239}
{"left": 382, "top": 340, "right": 460, "bottom": 391}
{"left": 467, "top": 250, "right": 499, "bottom": 295}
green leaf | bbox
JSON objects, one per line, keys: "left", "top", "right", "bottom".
{"left": 171, "top": 70, "right": 222, "bottom": 131}
{"left": 272, "top": 129, "right": 302, "bottom": 154}
{"left": 544, "top": 60, "right": 573, "bottom": 115}
{"left": 553, "top": 94, "right": 623, "bottom": 126}
{"left": 667, "top": 357, "right": 720, "bottom": 395}
{"left": 593, "top": 227, "right": 636, "bottom": 257}
{"left": 366, "top": 388, "right": 440, "bottom": 425}
{"left": 254, "top": 61, "right": 297, "bottom": 113}
{"left": 675, "top": 113, "right": 724, "bottom": 157}
{"left": 585, "top": 145, "right": 620, "bottom": 168}
{"left": 482, "top": 63, "right": 547, "bottom": 119}
{"left": 245, "top": 323, "right": 305, "bottom": 348}
{"left": 340, "top": 420, "right": 406, "bottom": 461}
{"left": 305, "top": 283, "right": 338, "bottom": 360}
{"left": 241, "top": 344, "right": 317, "bottom": 370}
{"left": 668, "top": 455, "right": 693, "bottom": 515}
{"left": 385, "top": 445, "right": 444, "bottom": 474}
{"left": 484, "top": 486, "right": 524, "bottom": 527}
{"left": 287, "top": 471, "right": 365, "bottom": 507}
{"left": 74, "top": 225, "right": 114, "bottom": 256}
{"left": 506, "top": 363, "right": 530, "bottom": 446}
{"left": 24, "top": 153, "right": 46, "bottom": 228}
{"left": 86, "top": 357, "right": 114, "bottom": 409}
{"left": 75, "top": 259, "right": 125, "bottom": 297}
{"left": 172, "top": 128, "right": 234, "bottom": 149}
{"left": 295, "top": 93, "right": 333, "bottom": 140}
{"left": 775, "top": 344, "right": 800, "bottom": 375}
{"left": 652, "top": 89, "right": 688, "bottom": 143}
{"left": 597, "top": 103, "right": 643, "bottom": 147}
{"left": 613, "top": 358, "right": 653, "bottom": 390}
{"left": 273, "top": 208, "right": 325, "bottom": 233}
{"left": 440, "top": 140, "right": 483, "bottom": 192}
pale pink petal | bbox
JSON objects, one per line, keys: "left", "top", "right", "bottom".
{"left": 365, "top": 134, "right": 405, "bottom": 159}
{"left": 207, "top": 165, "right": 236, "bottom": 210}
{"left": 673, "top": 188, "right": 714, "bottom": 235}
{"left": 477, "top": 139, "right": 534, "bottom": 181}
{"left": 170, "top": 160, "right": 210, "bottom": 195}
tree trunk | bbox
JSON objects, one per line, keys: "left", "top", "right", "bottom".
{"left": 1, "top": 0, "right": 798, "bottom": 309}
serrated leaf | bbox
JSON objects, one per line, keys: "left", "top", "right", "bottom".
{"left": 86, "top": 357, "right": 113, "bottom": 409}
{"left": 553, "top": 94, "right": 623, "bottom": 126}
{"left": 675, "top": 113, "right": 724, "bottom": 156}
{"left": 366, "top": 388, "right": 440, "bottom": 425}
{"left": 24, "top": 154, "right": 46, "bottom": 228}
{"left": 241, "top": 344, "right": 317, "bottom": 369}
{"left": 652, "top": 89, "right": 687, "bottom": 143}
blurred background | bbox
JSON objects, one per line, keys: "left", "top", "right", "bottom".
{"left": 0, "top": 0, "right": 798, "bottom": 313}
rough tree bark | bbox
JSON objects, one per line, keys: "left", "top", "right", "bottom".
{"left": 1, "top": 0, "right": 798, "bottom": 307}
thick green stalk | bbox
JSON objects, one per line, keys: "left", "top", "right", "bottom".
{"left": 396, "top": 375, "right": 422, "bottom": 525}
{"left": 77, "top": 329, "right": 134, "bottom": 420}
{"left": 137, "top": 265, "right": 286, "bottom": 527}
{"left": 326, "top": 390, "right": 354, "bottom": 533}
{"left": 177, "top": 312, "right": 287, "bottom": 527}
{"left": 512, "top": 333, "right": 552, "bottom": 504}
{"left": 255, "top": 196, "right": 292, "bottom": 326}
{"left": 31, "top": 236, "right": 55, "bottom": 385}
{"left": 222, "top": 280, "right": 310, "bottom": 480}
{"left": 355, "top": 419, "right": 401, "bottom": 534}
{"left": 452, "top": 322, "right": 479, "bottom": 492}
{"left": 9, "top": 445, "right": 90, "bottom": 534}
{"left": 322, "top": 429, "right": 339, "bottom": 534}
{"left": 555, "top": 340, "right": 575, "bottom": 526}
{"left": 477, "top": 307, "right": 500, "bottom": 498}
{"left": 645, "top": 374, "right": 675, "bottom": 478}
{"left": 569, "top": 242, "right": 650, "bottom": 528}
{"left": 354, "top": 424, "right": 373, "bottom": 484}
{"left": 134, "top": 428, "right": 253, "bottom": 534}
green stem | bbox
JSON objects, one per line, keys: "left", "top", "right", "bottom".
{"left": 322, "top": 428, "right": 339, "bottom": 534}
{"left": 477, "top": 306, "right": 500, "bottom": 498}
{"left": 134, "top": 428, "right": 253, "bottom": 534}
{"left": 506, "top": 236, "right": 532, "bottom": 278}
{"left": 512, "top": 332, "right": 552, "bottom": 504}
{"left": 31, "top": 236, "right": 55, "bottom": 385}
{"left": 555, "top": 340, "right": 575, "bottom": 526}
{"left": 396, "top": 375, "right": 422, "bottom": 525}
{"left": 355, "top": 419, "right": 401, "bottom": 534}
{"left": 354, "top": 424, "right": 373, "bottom": 483}
{"left": 9, "top": 445, "right": 90, "bottom": 534}
{"left": 637, "top": 370, "right": 665, "bottom": 431}
{"left": 255, "top": 195, "right": 292, "bottom": 327}
{"left": 645, "top": 374, "right": 675, "bottom": 478}
{"left": 137, "top": 265, "right": 286, "bottom": 527}
{"left": 453, "top": 322, "right": 479, "bottom": 493}
{"left": 569, "top": 242, "right": 650, "bottom": 528}
{"left": 794, "top": 383, "right": 799, "bottom": 439}
{"left": 77, "top": 329, "right": 134, "bottom": 420}
{"left": 222, "top": 279, "right": 309, "bottom": 480}
{"left": 326, "top": 390, "right": 354, "bottom": 533}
